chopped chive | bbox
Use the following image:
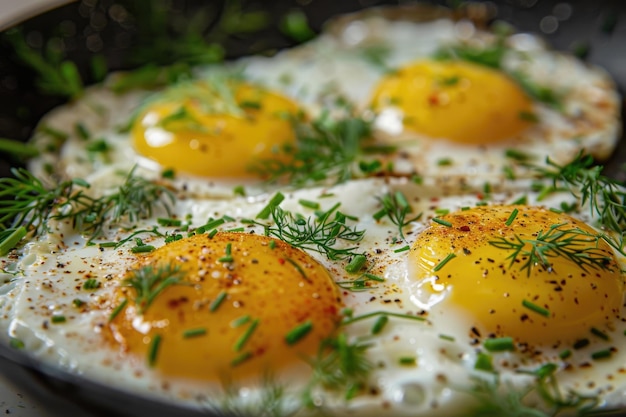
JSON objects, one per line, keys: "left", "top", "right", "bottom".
{"left": 372, "top": 208, "right": 387, "bottom": 221}
{"left": 432, "top": 218, "right": 452, "bottom": 227}
{"left": 591, "top": 327, "right": 609, "bottom": 341}
{"left": 281, "top": 9, "right": 315, "bottom": 42}
{"left": 162, "top": 168, "right": 175, "bottom": 179}
{"left": 203, "top": 218, "right": 226, "bottom": 231}
{"left": 148, "top": 334, "right": 162, "bottom": 367}
{"left": 209, "top": 291, "right": 227, "bottom": 312}
{"left": 222, "top": 215, "right": 236, "bottom": 222}
{"left": 183, "top": 328, "right": 207, "bottom": 338}
{"left": 345, "top": 254, "right": 367, "bottom": 274}
{"left": 208, "top": 229, "right": 218, "bottom": 238}
{"left": 435, "top": 208, "right": 449, "bottom": 216}
{"left": 559, "top": 349, "right": 572, "bottom": 360}
{"left": 0, "top": 138, "right": 39, "bottom": 158}
{"left": 285, "top": 257, "right": 308, "bottom": 281}
{"left": 591, "top": 349, "right": 612, "bottom": 360}
{"left": 573, "top": 338, "right": 590, "bottom": 350}
{"left": 549, "top": 207, "right": 563, "bottom": 214}
{"left": 75, "top": 122, "right": 90, "bottom": 140}
{"left": 439, "top": 334, "right": 455, "bottom": 342}
{"left": 371, "top": 315, "right": 388, "bottom": 335}
{"left": 225, "top": 227, "right": 244, "bottom": 233}
{"left": 437, "top": 158, "right": 452, "bottom": 166}
{"left": 483, "top": 337, "right": 515, "bottom": 352}
{"left": 234, "top": 319, "right": 259, "bottom": 352}
{"left": 503, "top": 166, "right": 516, "bottom": 180}
{"left": 233, "top": 185, "right": 246, "bottom": 197}
{"left": 504, "top": 149, "right": 532, "bottom": 162}
{"left": 433, "top": 253, "right": 456, "bottom": 272}
{"left": 256, "top": 192, "right": 285, "bottom": 219}
{"left": 231, "top": 315, "right": 251, "bottom": 328}
{"left": 51, "top": 315, "right": 66, "bottom": 324}
{"left": 298, "top": 199, "right": 320, "bottom": 210}
{"left": 132, "top": 245, "right": 155, "bottom": 253}
{"left": 519, "top": 111, "right": 539, "bottom": 122}
{"left": 474, "top": 352, "right": 494, "bottom": 372}
{"left": 342, "top": 310, "right": 425, "bottom": 326}
{"left": 240, "top": 100, "right": 261, "bottom": 109}
{"left": 108, "top": 299, "right": 127, "bottom": 322}
{"left": 83, "top": 279, "right": 100, "bottom": 290}
{"left": 9, "top": 338, "right": 24, "bottom": 349}
{"left": 285, "top": 320, "right": 313, "bottom": 345}
{"left": 362, "top": 273, "right": 384, "bottom": 282}
{"left": 394, "top": 245, "right": 410, "bottom": 253}
{"left": 399, "top": 356, "right": 416, "bottom": 366}
{"left": 505, "top": 208, "right": 519, "bottom": 226}
{"left": 0, "top": 227, "right": 27, "bottom": 256}
{"left": 72, "top": 299, "right": 85, "bottom": 308}
{"left": 218, "top": 243, "right": 233, "bottom": 263}
{"left": 522, "top": 299, "right": 550, "bottom": 317}
{"left": 231, "top": 351, "right": 253, "bottom": 367}
{"left": 98, "top": 242, "right": 118, "bottom": 248}
{"left": 511, "top": 195, "right": 528, "bottom": 205}
{"left": 157, "top": 218, "right": 182, "bottom": 227}
{"left": 269, "top": 240, "right": 276, "bottom": 249}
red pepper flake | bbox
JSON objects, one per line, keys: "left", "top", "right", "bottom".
{"left": 278, "top": 258, "right": 285, "bottom": 265}
{"left": 459, "top": 225, "right": 470, "bottom": 232}
{"left": 428, "top": 94, "right": 440, "bottom": 106}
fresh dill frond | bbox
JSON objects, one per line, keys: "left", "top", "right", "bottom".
{"left": 4, "top": 28, "right": 83, "bottom": 99}
{"left": 373, "top": 191, "right": 422, "bottom": 239}
{"left": 249, "top": 107, "right": 378, "bottom": 187}
{"left": 489, "top": 224, "right": 615, "bottom": 276}
{"left": 123, "top": 264, "right": 185, "bottom": 313}
{"left": 466, "top": 362, "right": 602, "bottom": 416}
{"left": 532, "top": 152, "right": 626, "bottom": 239}
{"left": 0, "top": 167, "right": 174, "bottom": 244}
{"left": 250, "top": 203, "right": 365, "bottom": 261}
{"left": 303, "top": 333, "right": 373, "bottom": 405}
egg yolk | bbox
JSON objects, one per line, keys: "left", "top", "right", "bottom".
{"left": 132, "top": 80, "right": 300, "bottom": 178}
{"left": 370, "top": 60, "right": 533, "bottom": 144}
{"left": 107, "top": 232, "right": 341, "bottom": 382}
{"left": 410, "top": 206, "right": 624, "bottom": 347}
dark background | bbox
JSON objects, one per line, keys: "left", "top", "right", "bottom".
{"left": 0, "top": 1, "right": 625, "bottom": 416}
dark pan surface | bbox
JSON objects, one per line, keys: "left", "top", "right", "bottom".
{"left": 0, "top": 1, "right": 624, "bottom": 416}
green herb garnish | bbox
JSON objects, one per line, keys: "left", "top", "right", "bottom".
{"left": 124, "top": 264, "right": 185, "bottom": 313}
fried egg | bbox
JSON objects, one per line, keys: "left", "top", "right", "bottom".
{"left": 1, "top": 5, "right": 625, "bottom": 417}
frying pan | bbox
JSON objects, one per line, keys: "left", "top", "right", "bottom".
{"left": 0, "top": 1, "right": 624, "bottom": 416}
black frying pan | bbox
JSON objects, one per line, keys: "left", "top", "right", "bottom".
{"left": 0, "top": 1, "right": 624, "bottom": 416}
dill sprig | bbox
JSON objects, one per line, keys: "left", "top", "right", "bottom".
{"left": 466, "top": 364, "right": 600, "bottom": 416}
{"left": 373, "top": 191, "right": 422, "bottom": 239}
{"left": 303, "top": 333, "right": 373, "bottom": 405}
{"left": 0, "top": 167, "right": 174, "bottom": 245}
{"left": 489, "top": 224, "right": 615, "bottom": 276}
{"left": 249, "top": 107, "right": 381, "bottom": 187}
{"left": 123, "top": 264, "right": 185, "bottom": 313}
{"left": 4, "top": 28, "right": 83, "bottom": 99}
{"left": 532, "top": 152, "right": 626, "bottom": 238}
{"left": 250, "top": 203, "right": 365, "bottom": 261}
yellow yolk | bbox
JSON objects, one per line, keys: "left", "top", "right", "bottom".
{"left": 410, "top": 206, "right": 624, "bottom": 347}
{"left": 370, "top": 60, "right": 533, "bottom": 144}
{"left": 107, "top": 232, "right": 341, "bottom": 382}
{"left": 132, "top": 81, "right": 300, "bottom": 178}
